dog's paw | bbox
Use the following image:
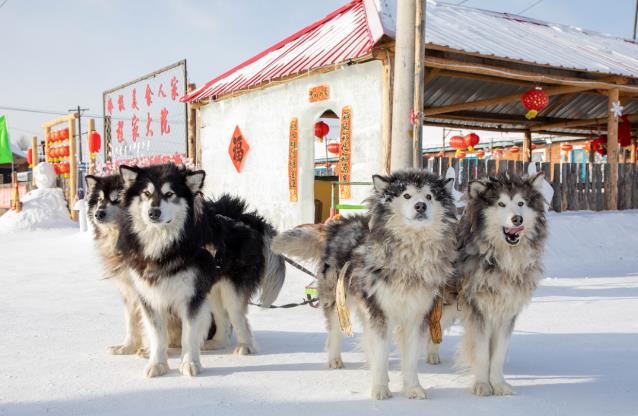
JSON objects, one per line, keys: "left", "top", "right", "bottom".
{"left": 371, "top": 385, "right": 392, "bottom": 400}
{"left": 202, "top": 339, "right": 227, "bottom": 351}
{"left": 107, "top": 344, "right": 138, "bottom": 355}
{"left": 404, "top": 385, "right": 428, "bottom": 400}
{"left": 426, "top": 352, "right": 441, "bottom": 365}
{"left": 233, "top": 343, "right": 256, "bottom": 355}
{"left": 328, "top": 357, "right": 344, "bottom": 369}
{"left": 144, "top": 362, "right": 169, "bottom": 378}
{"left": 179, "top": 361, "right": 201, "bottom": 377}
{"left": 472, "top": 382, "right": 493, "bottom": 397}
{"left": 136, "top": 348, "right": 150, "bottom": 359}
{"left": 491, "top": 381, "right": 515, "bottom": 396}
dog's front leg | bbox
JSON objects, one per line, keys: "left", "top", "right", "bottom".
{"left": 140, "top": 304, "right": 169, "bottom": 378}
{"left": 179, "top": 304, "right": 211, "bottom": 376}
{"left": 324, "top": 306, "right": 343, "bottom": 368}
{"left": 399, "top": 324, "right": 427, "bottom": 399}
{"left": 468, "top": 325, "right": 493, "bottom": 396}
{"left": 108, "top": 294, "right": 143, "bottom": 355}
{"left": 365, "top": 324, "right": 392, "bottom": 400}
{"left": 489, "top": 319, "right": 515, "bottom": 396}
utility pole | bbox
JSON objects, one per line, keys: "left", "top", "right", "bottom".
{"left": 390, "top": 0, "right": 418, "bottom": 170}
{"left": 633, "top": 0, "right": 638, "bottom": 40}
{"left": 68, "top": 105, "right": 89, "bottom": 193}
{"left": 412, "top": 0, "right": 426, "bottom": 168}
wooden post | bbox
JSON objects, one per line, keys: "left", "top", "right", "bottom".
{"left": 523, "top": 130, "right": 532, "bottom": 163}
{"left": 187, "top": 83, "right": 197, "bottom": 165}
{"left": 31, "top": 136, "right": 38, "bottom": 186}
{"left": 43, "top": 127, "right": 50, "bottom": 164}
{"left": 11, "top": 172, "right": 22, "bottom": 212}
{"left": 412, "top": 0, "right": 426, "bottom": 168}
{"left": 68, "top": 118, "right": 78, "bottom": 220}
{"left": 390, "top": 0, "right": 417, "bottom": 170}
{"left": 631, "top": 138, "right": 637, "bottom": 164}
{"left": 381, "top": 51, "right": 393, "bottom": 175}
{"left": 607, "top": 88, "right": 619, "bottom": 210}
{"left": 87, "top": 118, "right": 96, "bottom": 175}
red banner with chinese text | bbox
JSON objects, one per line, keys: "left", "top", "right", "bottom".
{"left": 338, "top": 106, "right": 352, "bottom": 199}
{"left": 288, "top": 118, "right": 299, "bottom": 202}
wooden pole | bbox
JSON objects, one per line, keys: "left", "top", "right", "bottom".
{"left": 631, "top": 138, "right": 637, "bottom": 164}
{"left": 607, "top": 88, "right": 619, "bottom": 210}
{"left": 43, "top": 127, "right": 50, "bottom": 164}
{"left": 31, "top": 136, "right": 38, "bottom": 187}
{"left": 523, "top": 130, "right": 532, "bottom": 163}
{"left": 412, "top": 0, "right": 426, "bottom": 168}
{"left": 187, "top": 83, "right": 197, "bottom": 165}
{"left": 68, "top": 118, "right": 78, "bottom": 220}
{"left": 87, "top": 118, "right": 96, "bottom": 175}
{"left": 381, "top": 50, "right": 393, "bottom": 175}
{"left": 11, "top": 172, "right": 22, "bottom": 212}
{"left": 390, "top": 0, "right": 417, "bottom": 170}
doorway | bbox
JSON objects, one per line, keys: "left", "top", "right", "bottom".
{"left": 313, "top": 110, "right": 339, "bottom": 223}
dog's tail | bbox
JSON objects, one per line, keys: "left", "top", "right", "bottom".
{"left": 258, "top": 231, "right": 286, "bottom": 308}
{"left": 271, "top": 224, "right": 325, "bottom": 263}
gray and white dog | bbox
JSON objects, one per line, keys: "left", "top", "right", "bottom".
{"left": 274, "top": 169, "right": 457, "bottom": 400}
{"left": 426, "top": 172, "right": 547, "bottom": 396}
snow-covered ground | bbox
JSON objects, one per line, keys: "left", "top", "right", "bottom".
{"left": 1, "top": 211, "right": 637, "bottom": 415}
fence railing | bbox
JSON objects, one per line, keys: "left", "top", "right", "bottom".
{"left": 425, "top": 158, "right": 638, "bottom": 212}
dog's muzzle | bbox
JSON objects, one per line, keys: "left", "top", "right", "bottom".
{"left": 148, "top": 208, "right": 162, "bottom": 223}
{"left": 503, "top": 225, "right": 524, "bottom": 245}
{"left": 95, "top": 209, "right": 107, "bottom": 222}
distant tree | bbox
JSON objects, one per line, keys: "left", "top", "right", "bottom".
{"left": 14, "top": 135, "right": 30, "bottom": 151}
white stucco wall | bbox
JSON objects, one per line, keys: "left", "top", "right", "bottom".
{"left": 199, "top": 60, "right": 385, "bottom": 231}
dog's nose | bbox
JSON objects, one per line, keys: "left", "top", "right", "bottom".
{"left": 95, "top": 210, "right": 106, "bottom": 221}
{"left": 511, "top": 215, "right": 523, "bottom": 226}
{"left": 414, "top": 202, "right": 427, "bottom": 213}
{"left": 148, "top": 208, "right": 162, "bottom": 222}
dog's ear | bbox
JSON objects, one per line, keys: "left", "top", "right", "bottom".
{"left": 468, "top": 180, "right": 487, "bottom": 199}
{"left": 185, "top": 170, "right": 206, "bottom": 193}
{"left": 85, "top": 175, "right": 98, "bottom": 194}
{"left": 119, "top": 165, "right": 138, "bottom": 188}
{"left": 372, "top": 174, "right": 390, "bottom": 194}
{"left": 528, "top": 171, "right": 544, "bottom": 192}
{"left": 443, "top": 177, "right": 455, "bottom": 195}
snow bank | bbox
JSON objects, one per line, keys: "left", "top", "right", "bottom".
{"left": 0, "top": 188, "right": 75, "bottom": 233}
{"left": 544, "top": 210, "right": 638, "bottom": 277}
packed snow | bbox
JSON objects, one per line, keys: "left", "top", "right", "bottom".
{"left": 1, "top": 210, "right": 637, "bottom": 415}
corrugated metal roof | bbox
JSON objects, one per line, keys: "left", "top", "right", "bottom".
{"left": 182, "top": 0, "right": 384, "bottom": 102}
{"left": 184, "top": 0, "right": 638, "bottom": 103}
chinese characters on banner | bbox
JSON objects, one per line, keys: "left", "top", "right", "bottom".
{"left": 103, "top": 61, "right": 187, "bottom": 165}
{"left": 308, "top": 85, "right": 329, "bottom": 103}
{"left": 228, "top": 126, "right": 250, "bottom": 173}
{"left": 288, "top": 118, "right": 299, "bottom": 202}
{"left": 338, "top": 106, "right": 352, "bottom": 199}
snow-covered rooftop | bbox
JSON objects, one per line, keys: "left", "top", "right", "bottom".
{"left": 184, "top": 0, "right": 638, "bottom": 102}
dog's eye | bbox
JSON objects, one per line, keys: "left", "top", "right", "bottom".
{"left": 143, "top": 191, "right": 152, "bottom": 198}
{"left": 164, "top": 192, "right": 174, "bottom": 198}
{"left": 498, "top": 202, "right": 506, "bottom": 207}
{"left": 518, "top": 201, "right": 524, "bottom": 207}
{"left": 426, "top": 194, "right": 432, "bottom": 201}
{"left": 403, "top": 193, "right": 411, "bottom": 199}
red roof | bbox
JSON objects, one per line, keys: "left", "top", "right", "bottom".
{"left": 181, "top": 0, "right": 386, "bottom": 102}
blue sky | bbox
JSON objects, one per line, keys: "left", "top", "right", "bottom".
{"left": 1, "top": 0, "right": 636, "bottom": 145}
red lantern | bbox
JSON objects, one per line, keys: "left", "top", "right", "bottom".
{"left": 27, "top": 147, "right": 33, "bottom": 166}
{"left": 327, "top": 143, "right": 340, "bottom": 154}
{"left": 63, "top": 146, "right": 70, "bottom": 157}
{"left": 560, "top": 143, "right": 573, "bottom": 152}
{"left": 456, "top": 151, "right": 466, "bottom": 159}
{"left": 591, "top": 136, "right": 607, "bottom": 156}
{"left": 61, "top": 128, "right": 69, "bottom": 140}
{"left": 89, "top": 131, "right": 101, "bottom": 155}
{"left": 449, "top": 135, "right": 466, "bottom": 150}
{"left": 476, "top": 149, "right": 485, "bottom": 158}
{"left": 521, "top": 87, "right": 549, "bottom": 119}
{"left": 510, "top": 145, "right": 520, "bottom": 154}
{"left": 314, "top": 121, "right": 330, "bottom": 140}
{"left": 464, "top": 133, "right": 480, "bottom": 151}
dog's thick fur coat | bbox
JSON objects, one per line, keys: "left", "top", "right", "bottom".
{"left": 274, "top": 169, "right": 457, "bottom": 399}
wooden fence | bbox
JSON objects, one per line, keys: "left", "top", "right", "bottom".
{"left": 425, "top": 158, "right": 638, "bottom": 212}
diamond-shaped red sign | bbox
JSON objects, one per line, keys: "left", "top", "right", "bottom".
{"left": 228, "top": 125, "right": 250, "bottom": 173}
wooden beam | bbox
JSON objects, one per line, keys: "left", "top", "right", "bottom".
{"left": 412, "top": 0, "right": 426, "bottom": 168}
{"left": 382, "top": 51, "right": 393, "bottom": 175}
{"left": 425, "top": 57, "right": 638, "bottom": 93}
{"left": 187, "top": 83, "right": 197, "bottom": 164}
{"left": 434, "top": 69, "right": 539, "bottom": 88}
{"left": 425, "top": 84, "right": 591, "bottom": 117}
{"left": 607, "top": 88, "right": 619, "bottom": 210}
{"left": 538, "top": 93, "right": 574, "bottom": 116}
{"left": 530, "top": 113, "right": 638, "bottom": 132}
{"left": 424, "top": 68, "right": 440, "bottom": 85}
{"left": 423, "top": 120, "right": 593, "bottom": 137}
{"left": 41, "top": 113, "right": 77, "bottom": 129}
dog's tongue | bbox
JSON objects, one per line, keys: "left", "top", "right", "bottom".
{"left": 505, "top": 225, "right": 525, "bottom": 234}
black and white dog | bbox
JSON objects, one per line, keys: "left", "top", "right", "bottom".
{"left": 273, "top": 169, "right": 457, "bottom": 400}
{"left": 426, "top": 172, "right": 547, "bottom": 396}
{"left": 117, "top": 164, "right": 285, "bottom": 377}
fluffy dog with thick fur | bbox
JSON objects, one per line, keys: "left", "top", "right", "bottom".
{"left": 274, "top": 169, "right": 457, "bottom": 400}
{"left": 426, "top": 172, "right": 547, "bottom": 396}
